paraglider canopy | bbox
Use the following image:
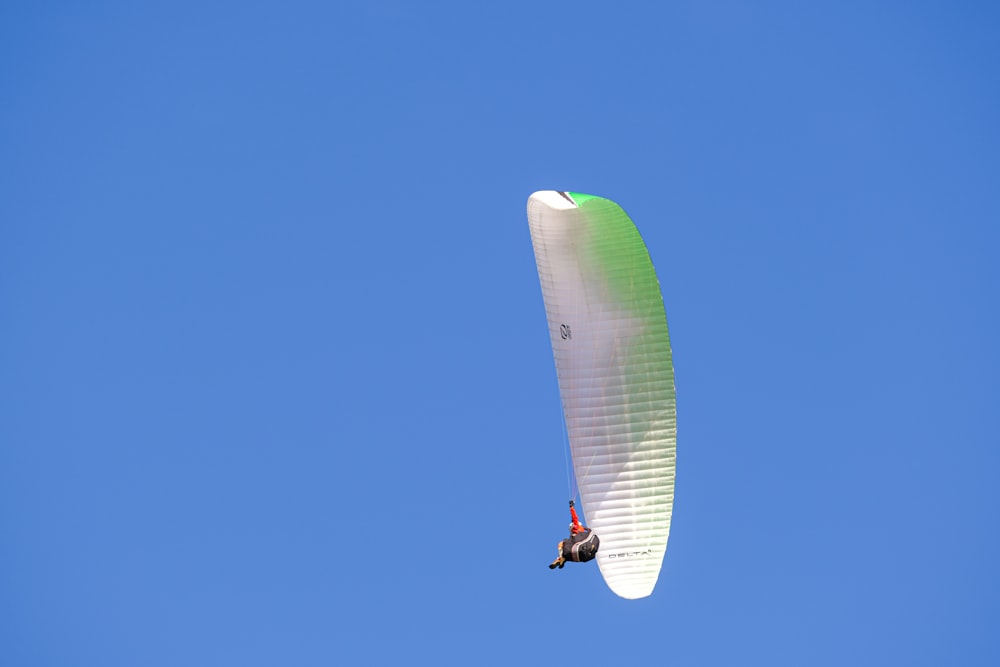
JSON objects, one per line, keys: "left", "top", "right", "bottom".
{"left": 528, "top": 191, "right": 677, "bottom": 600}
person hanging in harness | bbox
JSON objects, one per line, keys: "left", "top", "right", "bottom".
{"left": 548, "top": 500, "right": 600, "bottom": 569}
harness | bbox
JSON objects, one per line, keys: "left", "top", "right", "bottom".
{"left": 562, "top": 500, "right": 600, "bottom": 562}
{"left": 564, "top": 528, "right": 600, "bottom": 562}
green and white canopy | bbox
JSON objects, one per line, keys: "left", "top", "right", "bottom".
{"left": 528, "top": 191, "right": 677, "bottom": 600}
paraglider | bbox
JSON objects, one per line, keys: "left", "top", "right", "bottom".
{"left": 548, "top": 500, "right": 600, "bottom": 569}
{"left": 527, "top": 191, "right": 677, "bottom": 600}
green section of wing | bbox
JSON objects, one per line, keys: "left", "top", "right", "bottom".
{"left": 567, "top": 191, "right": 600, "bottom": 207}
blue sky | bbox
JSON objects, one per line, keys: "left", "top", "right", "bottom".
{"left": 2, "top": 1, "right": 998, "bottom": 665}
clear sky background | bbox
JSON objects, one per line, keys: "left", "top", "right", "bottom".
{"left": 2, "top": 2, "right": 998, "bottom": 665}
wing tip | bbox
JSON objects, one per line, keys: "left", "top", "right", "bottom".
{"left": 528, "top": 190, "right": 578, "bottom": 211}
